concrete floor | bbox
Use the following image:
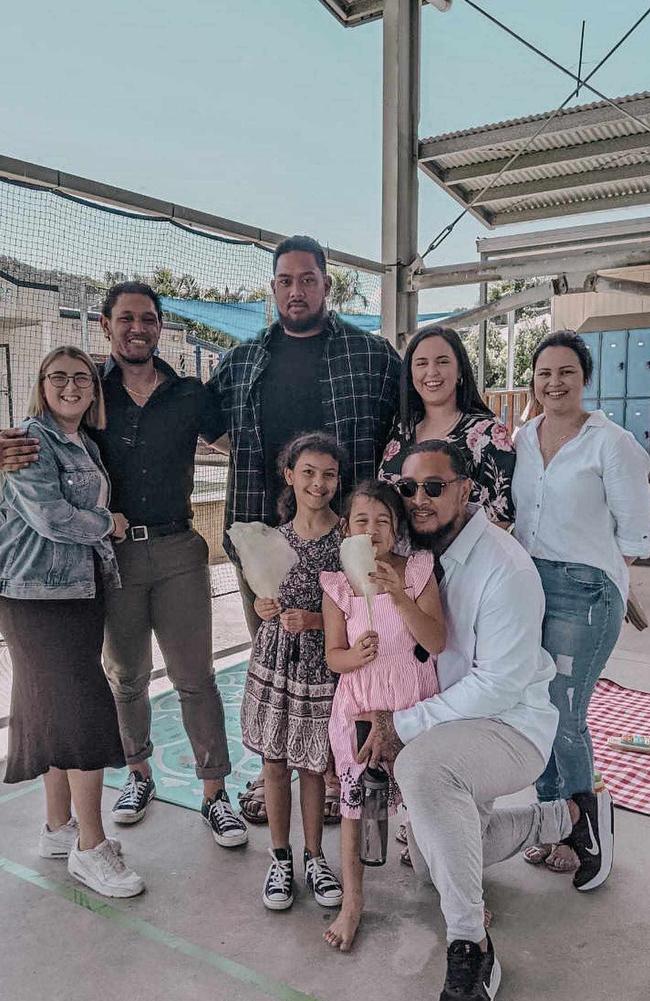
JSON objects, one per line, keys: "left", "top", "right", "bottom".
{"left": 1, "top": 572, "right": 649, "bottom": 1001}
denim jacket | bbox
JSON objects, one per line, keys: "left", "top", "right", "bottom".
{"left": 0, "top": 414, "right": 120, "bottom": 599}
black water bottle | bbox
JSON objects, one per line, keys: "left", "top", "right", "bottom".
{"left": 356, "top": 720, "right": 389, "bottom": 867}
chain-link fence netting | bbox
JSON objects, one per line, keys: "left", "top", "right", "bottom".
{"left": 0, "top": 173, "right": 382, "bottom": 603}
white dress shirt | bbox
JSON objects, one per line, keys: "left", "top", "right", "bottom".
{"left": 394, "top": 507, "right": 559, "bottom": 762}
{"left": 512, "top": 411, "right": 650, "bottom": 603}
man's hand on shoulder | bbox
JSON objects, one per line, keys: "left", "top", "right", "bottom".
{"left": 0, "top": 428, "right": 40, "bottom": 472}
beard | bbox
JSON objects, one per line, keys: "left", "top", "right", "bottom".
{"left": 408, "top": 514, "right": 461, "bottom": 555}
{"left": 278, "top": 303, "right": 327, "bottom": 334}
{"left": 117, "top": 346, "right": 157, "bottom": 365}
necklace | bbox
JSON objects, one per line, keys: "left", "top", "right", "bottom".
{"left": 540, "top": 414, "right": 587, "bottom": 452}
{"left": 124, "top": 370, "right": 159, "bottom": 400}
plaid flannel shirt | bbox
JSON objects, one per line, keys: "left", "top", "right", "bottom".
{"left": 206, "top": 311, "right": 401, "bottom": 560}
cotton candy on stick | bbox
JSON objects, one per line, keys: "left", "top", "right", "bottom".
{"left": 227, "top": 521, "right": 298, "bottom": 599}
{"left": 340, "top": 534, "right": 378, "bottom": 630}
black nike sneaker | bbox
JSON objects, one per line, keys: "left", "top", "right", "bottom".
{"left": 569, "top": 789, "right": 614, "bottom": 891}
{"left": 439, "top": 934, "right": 501, "bottom": 1000}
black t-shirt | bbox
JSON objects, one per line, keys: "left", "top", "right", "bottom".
{"left": 260, "top": 328, "right": 325, "bottom": 523}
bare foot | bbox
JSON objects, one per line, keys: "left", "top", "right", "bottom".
{"left": 323, "top": 906, "right": 362, "bottom": 952}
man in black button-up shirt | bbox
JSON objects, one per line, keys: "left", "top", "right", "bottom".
{"left": 93, "top": 283, "right": 248, "bottom": 845}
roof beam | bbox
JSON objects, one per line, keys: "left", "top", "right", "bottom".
{"left": 411, "top": 244, "right": 650, "bottom": 289}
{"left": 587, "top": 274, "right": 650, "bottom": 297}
{"left": 462, "top": 161, "right": 650, "bottom": 205}
{"left": 476, "top": 216, "right": 650, "bottom": 255}
{"left": 426, "top": 280, "right": 557, "bottom": 330}
{"left": 489, "top": 188, "right": 650, "bottom": 226}
{"left": 427, "top": 132, "right": 650, "bottom": 184}
{"left": 419, "top": 95, "right": 650, "bottom": 157}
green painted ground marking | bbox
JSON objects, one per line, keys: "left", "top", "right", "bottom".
{"left": 0, "top": 781, "right": 40, "bottom": 805}
{"left": 0, "top": 857, "right": 324, "bottom": 1001}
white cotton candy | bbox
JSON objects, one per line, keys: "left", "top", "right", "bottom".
{"left": 227, "top": 521, "right": 298, "bottom": 599}
{"left": 340, "top": 534, "right": 378, "bottom": 629}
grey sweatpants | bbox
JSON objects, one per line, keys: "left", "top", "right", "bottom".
{"left": 394, "top": 718, "right": 572, "bottom": 944}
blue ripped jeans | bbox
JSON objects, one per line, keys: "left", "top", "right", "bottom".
{"left": 534, "top": 559, "right": 625, "bottom": 802}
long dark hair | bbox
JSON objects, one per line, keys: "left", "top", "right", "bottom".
{"left": 276, "top": 432, "right": 347, "bottom": 523}
{"left": 400, "top": 326, "right": 493, "bottom": 438}
{"left": 341, "top": 479, "right": 407, "bottom": 541}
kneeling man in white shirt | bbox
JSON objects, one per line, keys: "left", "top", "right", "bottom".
{"left": 358, "top": 440, "right": 615, "bottom": 1001}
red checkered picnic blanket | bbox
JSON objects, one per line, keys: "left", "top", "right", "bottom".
{"left": 587, "top": 679, "right": 650, "bottom": 816}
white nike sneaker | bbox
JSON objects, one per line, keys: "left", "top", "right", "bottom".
{"left": 68, "top": 839, "right": 144, "bottom": 898}
{"left": 38, "top": 818, "right": 121, "bottom": 859}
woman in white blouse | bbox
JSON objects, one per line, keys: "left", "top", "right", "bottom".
{"left": 513, "top": 330, "right": 650, "bottom": 875}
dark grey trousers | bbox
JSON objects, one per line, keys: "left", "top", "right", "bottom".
{"left": 103, "top": 530, "right": 231, "bottom": 780}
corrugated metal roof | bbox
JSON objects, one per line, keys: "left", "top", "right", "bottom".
{"left": 419, "top": 92, "right": 650, "bottom": 227}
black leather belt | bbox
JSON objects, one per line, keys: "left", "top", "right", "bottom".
{"left": 126, "top": 520, "right": 190, "bottom": 542}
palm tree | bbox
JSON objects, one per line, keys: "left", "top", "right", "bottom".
{"left": 328, "top": 268, "right": 369, "bottom": 313}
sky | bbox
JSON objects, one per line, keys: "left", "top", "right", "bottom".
{"left": 2, "top": 0, "right": 650, "bottom": 311}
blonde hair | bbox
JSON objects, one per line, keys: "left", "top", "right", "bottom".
{"left": 27, "top": 345, "right": 107, "bottom": 430}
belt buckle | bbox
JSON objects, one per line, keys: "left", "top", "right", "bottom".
{"left": 131, "top": 525, "right": 149, "bottom": 542}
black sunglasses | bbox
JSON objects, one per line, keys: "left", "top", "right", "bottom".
{"left": 395, "top": 476, "right": 465, "bottom": 499}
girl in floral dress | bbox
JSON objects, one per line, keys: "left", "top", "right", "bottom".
{"left": 320, "top": 480, "right": 446, "bottom": 952}
{"left": 241, "top": 432, "right": 346, "bottom": 913}
{"left": 379, "top": 326, "right": 515, "bottom": 526}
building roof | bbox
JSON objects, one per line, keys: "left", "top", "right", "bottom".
{"left": 419, "top": 92, "right": 650, "bottom": 228}
{"left": 316, "top": 1, "right": 388, "bottom": 27}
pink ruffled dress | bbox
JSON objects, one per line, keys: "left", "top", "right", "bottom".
{"left": 320, "top": 550, "right": 439, "bottom": 819}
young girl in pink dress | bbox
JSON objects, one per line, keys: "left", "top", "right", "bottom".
{"left": 320, "top": 480, "right": 445, "bottom": 952}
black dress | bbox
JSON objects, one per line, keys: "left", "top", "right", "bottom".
{"left": 1, "top": 576, "right": 125, "bottom": 783}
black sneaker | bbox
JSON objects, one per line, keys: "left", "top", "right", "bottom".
{"left": 111, "top": 771, "right": 156, "bottom": 825}
{"left": 440, "top": 935, "right": 501, "bottom": 1001}
{"left": 304, "top": 850, "right": 343, "bottom": 907}
{"left": 262, "top": 847, "right": 294, "bottom": 911}
{"left": 201, "top": 789, "right": 248, "bottom": 848}
{"left": 568, "top": 789, "right": 614, "bottom": 891}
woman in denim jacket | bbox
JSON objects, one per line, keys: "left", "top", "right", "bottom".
{"left": 0, "top": 345, "right": 144, "bottom": 898}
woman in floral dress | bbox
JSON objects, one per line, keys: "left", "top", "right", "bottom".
{"left": 378, "top": 326, "right": 515, "bottom": 526}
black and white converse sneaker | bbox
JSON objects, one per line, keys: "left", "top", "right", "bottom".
{"left": 440, "top": 935, "right": 501, "bottom": 1001}
{"left": 569, "top": 789, "right": 614, "bottom": 891}
{"left": 304, "top": 850, "right": 343, "bottom": 907}
{"left": 263, "top": 847, "right": 294, "bottom": 910}
{"left": 201, "top": 789, "right": 248, "bottom": 848}
{"left": 111, "top": 771, "right": 156, "bottom": 825}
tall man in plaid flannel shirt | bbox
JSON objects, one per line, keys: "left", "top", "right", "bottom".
{"left": 206, "top": 235, "right": 401, "bottom": 825}
{"left": 207, "top": 235, "right": 401, "bottom": 635}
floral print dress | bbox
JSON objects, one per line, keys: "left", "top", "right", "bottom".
{"left": 240, "top": 523, "right": 341, "bottom": 774}
{"left": 378, "top": 411, "right": 516, "bottom": 523}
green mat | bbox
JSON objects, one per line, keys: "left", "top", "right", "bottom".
{"left": 104, "top": 661, "right": 262, "bottom": 811}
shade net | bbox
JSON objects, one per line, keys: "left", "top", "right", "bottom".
{"left": 0, "top": 174, "right": 382, "bottom": 603}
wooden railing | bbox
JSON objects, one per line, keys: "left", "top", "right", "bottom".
{"left": 484, "top": 388, "right": 533, "bottom": 433}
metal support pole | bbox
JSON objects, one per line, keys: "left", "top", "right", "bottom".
{"left": 477, "top": 256, "right": 487, "bottom": 392}
{"left": 381, "top": 0, "right": 420, "bottom": 351}
{"left": 79, "top": 288, "right": 90, "bottom": 354}
{"left": 506, "top": 310, "right": 516, "bottom": 390}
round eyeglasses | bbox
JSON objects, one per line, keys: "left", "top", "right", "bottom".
{"left": 44, "top": 372, "right": 94, "bottom": 389}
{"left": 395, "top": 476, "right": 465, "bottom": 499}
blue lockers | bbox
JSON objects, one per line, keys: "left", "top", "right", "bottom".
{"left": 581, "top": 329, "right": 650, "bottom": 453}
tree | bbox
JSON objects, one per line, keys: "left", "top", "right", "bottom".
{"left": 328, "top": 268, "right": 369, "bottom": 312}
{"left": 461, "top": 325, "right": 507, "bottom": 389}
